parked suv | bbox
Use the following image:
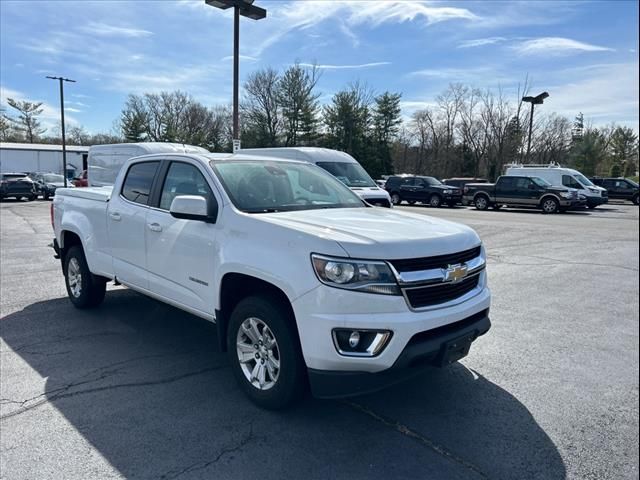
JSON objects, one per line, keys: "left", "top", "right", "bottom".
{"left": 29, "top": 172, "right": 68, "bottom": 200}
{"left": 590, "top": 178, "right": 639, "bottom": 205}
{"left": 385, "top": 175, "right": 462, "bottom": 207}
{"left": 0, "top": 173, "right": 37, "bottom": 201}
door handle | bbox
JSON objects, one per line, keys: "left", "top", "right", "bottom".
{"left": 109, "top": 212, "right": 121, "bottom": 221}
{"left": 147, "top": 222, "right": 162, "bottom": 232}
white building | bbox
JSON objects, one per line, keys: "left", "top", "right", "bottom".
{"left": 0, "top": 142, "right": 89, "bottom": 176}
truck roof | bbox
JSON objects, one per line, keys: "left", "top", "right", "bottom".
{"left": 238, "top": 147, "right": 357, "bottom": 164}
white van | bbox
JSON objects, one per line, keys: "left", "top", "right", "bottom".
{"left": 506, "top": 164, "right": 608, "bottom": 208}
{"left": 88, "top": 143, "right": 211, "bottom": 187}
{"left": 238, "top": 147, "right": 393, "bottom": 207}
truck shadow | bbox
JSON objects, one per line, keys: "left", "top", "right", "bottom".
{"left": 1, "top": 290, "right": 565, "bottom": 479}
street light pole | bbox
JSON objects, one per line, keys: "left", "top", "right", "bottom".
{"left": 205, "top": 0, "right": 266, "bottom": 152}
{"left": 522, "top": 91, "right": 549, "bottom": 163}
{"left": 46, "top": 76, "right": 76, "bottom": 187}
{"left": 233, "top": 5, "right": 240, "bottom": 142}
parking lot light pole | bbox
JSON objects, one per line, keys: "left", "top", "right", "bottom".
{"left": 46, "top": 76, "right": 76, "bottom": 187}
{"left": 205, "top": 0, "right": 266, "bottom": 152}
{"left": 522, "top": 92, "right": 549, "bottom": 162}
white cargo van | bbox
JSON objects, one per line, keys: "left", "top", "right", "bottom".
{"left": 88, "top": 143, "right": 211, "bottom": 187}
{"left": 505, "top": 164, "right": 608, "bottom": 208}
{"left": 239, "top": 147, "right": 393, "bottom": 207}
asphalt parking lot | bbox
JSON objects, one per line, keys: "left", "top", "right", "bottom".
{"left": 1, "top": 199, "right": 638, "bottom": 480}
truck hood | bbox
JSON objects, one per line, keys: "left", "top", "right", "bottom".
{"left": 254, "top": 207, "right": 480, "bottom": 259}
{"left": 350, "top": 186, "right": 390, "bottom": 199}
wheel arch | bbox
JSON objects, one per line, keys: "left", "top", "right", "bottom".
{"left": 215, "top": 273, "right": 299, "bottom": 353}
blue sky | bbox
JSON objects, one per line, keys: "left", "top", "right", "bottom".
{"left": 1, "top": 0, "right": 638, "bottom": 134}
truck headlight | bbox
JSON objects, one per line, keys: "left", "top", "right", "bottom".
{"left": 559, "top": 192, "right": 573, "bottom": 199}
{"left": 311, "top": 254, "right": 400, "bottom": 295}
{"left": 443, "top": 189, "right": 452, "bottom": 194}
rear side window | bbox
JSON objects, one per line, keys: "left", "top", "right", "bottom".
{"left": 121, "top": 161, "right": 159, "bottom": 205}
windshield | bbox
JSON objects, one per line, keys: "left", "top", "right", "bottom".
{"left": 210, "top": 160, "right": 365, "bottom": 213}
{"left": 627, "top": 179, "right": 639, "bottom": 187}
{"left": 531, "top": 177, "right": 551, "bottom": 187}
{"left": 43, "top": 174, "right": 64, "bottom": 183}
{"left": 315, "top": 162, "right": 376, "bottom": 188}
{"left": 574, "top": 174, "right": 594, "bottom": 187}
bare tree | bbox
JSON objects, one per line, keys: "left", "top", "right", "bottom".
{"left": 242, "top": 67, "right": 282, "bottom": 147}
{"left": 5, "top": 98, "right": 46, "bottom": 143}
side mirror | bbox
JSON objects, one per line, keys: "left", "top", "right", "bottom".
{"left": 170, "top": 195, "right": 216, "bottom": 223}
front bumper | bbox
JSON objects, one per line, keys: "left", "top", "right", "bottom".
{"left": 292, "top": 275, "right": 490, "bottom": 372}
{"left": 586, "top": 196, "right": 608, "bottom": 207}
{"left": 308, "top": 309, "right": 490, "bottom": 398}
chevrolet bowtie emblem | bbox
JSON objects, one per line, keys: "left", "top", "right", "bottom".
{"left": 444, "top": 264, "right": 468, "bottom": 283}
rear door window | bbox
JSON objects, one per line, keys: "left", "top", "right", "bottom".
{"left": 121, "top": 161, "right": 160, "bottom": 206}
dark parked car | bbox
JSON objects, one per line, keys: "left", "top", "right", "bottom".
{"left": 28, "top": 173, "right": 68, "bottom": 200}
{"left": 463, "top": 175, "right": 579, "bottom": 214}
{"left": 384, "top": 175, "right": 462, "bottom": 207}
{"left": 590, "top": 177, "right": 638, "bottom": 205}
{"left": 0, "top": 173, "right": 38, "bottom": 201}
{"left": 442, "top": 177, "right": 489, "bottom": 189}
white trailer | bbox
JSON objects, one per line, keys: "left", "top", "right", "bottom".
{"left": 0, "top": 142, "right": 89, "bottom": 176}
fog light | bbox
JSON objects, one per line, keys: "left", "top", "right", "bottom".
{"left": 332, "top": 329, "right": 392, "bottom": 357}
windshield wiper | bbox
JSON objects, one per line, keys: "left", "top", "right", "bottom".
{"left": 243, "top": 208, "right": 281, "bottom": 214}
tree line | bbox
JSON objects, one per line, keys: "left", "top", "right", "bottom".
{"left": 2, "top": 64, "right": 637, "bottom": 180}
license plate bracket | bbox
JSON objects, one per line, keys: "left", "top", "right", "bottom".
{"left": 438, "top": 332, "right": 475, "bottom": 367}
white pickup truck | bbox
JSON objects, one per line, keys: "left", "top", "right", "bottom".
{"left": 52, "top": 152, "right": 491, "bottom": 409}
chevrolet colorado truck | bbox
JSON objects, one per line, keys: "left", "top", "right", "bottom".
{"left": 52, "top": 152, "right": 491, "bottom": 409}
{"left": 463, "top": 175, "right": 579, "bottom": 213}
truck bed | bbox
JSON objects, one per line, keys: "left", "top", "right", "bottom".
{"left": 56, "top": 186, "right": 113, "bottom": 202}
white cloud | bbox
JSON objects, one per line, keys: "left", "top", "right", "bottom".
{"left": 513, "top": 37, "right": 614, "bottom": 55}
{"left": 299, "top": 62, "right": 391, "bottom": 70}
{"left": 458, "top": 37, "right": 506, "bottom": 48}
{"left": 64, "top": 107, "right": 82, "bottom": 113}
{"left": 1, "top": 85, "right": 79, "bottom": 132}
{"left": 220, "top": 55, "right": 258, "bottom": 62}
{"left": 545, "top": 63, "right": 638, "bottom": 129}
{"left": 79, "top": 21, "right": 153, "bottom": 38}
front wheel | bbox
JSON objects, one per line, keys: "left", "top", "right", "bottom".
{"left": 429, "top": 194, "right": 442, "bottom": 208}
{"left": 541, "top": 197, "right": 559, "bottom": 214}
{"left": 632, "top": 195, "right": 638, "bottom": 205}
{"left": 474, "top": 195, "right": 489, "bottom": 211}
{"left": 64, "top": 246, "right": 106, "bottom": 308}
{"left": 227, "top": 296, "right": 306, "bottom": 409}
{"left": 390, "top": 193, "right": 401, "bottom": 205}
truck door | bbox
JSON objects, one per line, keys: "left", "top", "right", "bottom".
{"left": 495, "top": 177, "right": 515, "bottom": 204}
{"left": 144, "top": 160, "right": 219, "bottom": 316}
{"left": 399, "top": 177, "right": 417, "bottom": 201}
{"left": 106, "top": 161, "right": 160, "bottom": 289}
{"left": 514, "top": 177, "right": 539, "bottom": 205}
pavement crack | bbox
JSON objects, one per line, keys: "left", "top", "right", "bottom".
{"left": 344, "top": 400, "right": 489, "bottom": 479}
{"left": 159, "top": 424, "right": 255, "bottom": 479}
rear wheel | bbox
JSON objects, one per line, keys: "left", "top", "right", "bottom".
{"left": 632, "top": 194, "right": 638, "bottom": 205}
{"left": 474, "top": 195, "right": 489, "bottom": 211}
{"left": 541, "top": 197, "right": 559, "bottom": 214}
{"left": 64, "top": 246, "right": 106, "bottom": 309}
{"left": 227, "top": 296, "right": 306, "bottom": 409}
{"left": 390, "top": 193, "right": 401, "bottom": 205}
{"left": 429, "top": 194, "right": 442, "bottom": 208}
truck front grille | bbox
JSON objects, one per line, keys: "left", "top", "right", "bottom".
{"left": 389, "top": 246, "right": 481, "bottom": 272}
{"left": 365, "top": 197, "right": 391, "bottom": 208}
{"left": 404, "top": 274, "right": 480, "bottom": 309}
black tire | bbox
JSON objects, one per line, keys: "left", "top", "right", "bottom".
{"left": 474, "top": 195, "right": 489, "bottom": 211}
{"left": 632, "top": 194, "right": 639, "bottom": 205}
{"left": 541, "top": 197, "right": 559, "bottom": 214}
{"left": 28, "top": 194, "right": 36, "bottom": 201}
{"left": 390, "top": 193, "right": 402, "bottom": 205}
{"left": 227, "top": 295, "right": 306, "bottom": 410}
{"left": 429, "top": 194, "right": 442, "bottom": 208}
{"left": 63, "top": 246, "right": 106, "bottom": 309}
{"left": 44, "top": 192, "right": 50, "bottom": 201}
